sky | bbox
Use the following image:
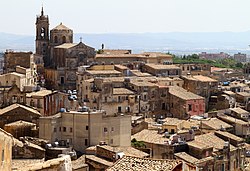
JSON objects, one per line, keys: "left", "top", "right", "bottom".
{"left": 1, "top": 0, "right": 250, "bottom": 35}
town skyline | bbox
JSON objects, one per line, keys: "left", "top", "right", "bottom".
{"left": 1, "top": 0, "right": 250, "bottom": 35}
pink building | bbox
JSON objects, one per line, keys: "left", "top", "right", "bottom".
{"left": 168, "top": 86, "right": 205, "bottom": 119}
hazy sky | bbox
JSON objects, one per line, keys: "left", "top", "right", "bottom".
{"left": 1, "top": 0, "right": 250, "bottom": 35}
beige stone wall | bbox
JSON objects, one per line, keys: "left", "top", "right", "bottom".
{"left": 0, "top": 73, "right": 27, "bottom": 91}
{"left": 0, "top": 130, "right": 13, "bottom": 171}
{"left": 39, "top": 111, "right": 131, "bottom": 152}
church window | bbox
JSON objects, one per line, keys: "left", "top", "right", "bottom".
{"left": 40, "top": 27, "right": 45, "bottom": 39}
{"left": 54, "top": 36, "right": 58, "bottom": 43}
{"left": 62, "top": 36, "right": 66, "bottom": 43}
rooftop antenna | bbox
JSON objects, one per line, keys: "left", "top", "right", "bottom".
{"left": 80, "top": 37, "right": 82, "bottom": 43}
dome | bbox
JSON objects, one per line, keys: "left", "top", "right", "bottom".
{"left": 52, "top": 22, "right": 71, "bottom": 31}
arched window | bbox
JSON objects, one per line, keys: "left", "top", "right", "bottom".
{"left": 40, "top": 27, "right": 45, "bottom": 39}
{"left": 54, "top": 36, "right": 58, "bottom": 43}
{"left": 62, "top": 36, "right": 66, "bottom": 43}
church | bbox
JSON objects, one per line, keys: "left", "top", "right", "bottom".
{"left": 34, "top": 7, "right": 96, "bottom": 90}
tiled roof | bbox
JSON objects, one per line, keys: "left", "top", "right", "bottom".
{"left": 215, "top": 131, "right": 244, "bottom": 143}
{"left": 4, "top": 120, "right": 36, "bottom": 127}
{"left": 12, "top": 159, "right": 44, "bottom": 170}
{"left": 102, "top": 49, "right": 131, "bottom": 55}
{"left": 218, "top": 114, "right": 248, "bottom": 125}
{"left": 17, "top": 155, "right": 70, "bottom": 171}
{"left": 168, "top": 86, "right": 204, "bottom": 100}
{"left": 145, "top": 64, "right": 180, "bottom": 70}
{"left": 26, "top": 90, "right": 55, "bottom": 97}
{"left": 182, "top": 75, "right": 217, "bottom": 82}
{"left": 54, "top": 43, "right": 77, "bottom": 49}
{"left": 174, "top": 152, "right": 213, "bottom": 165}
{"left": 113, "top": 88, "right": 134, "bottom": 95}
{"left": 230, "top": 107, "right": 249, "bottom": 114}
{"left": 192, "top": 75, "right": 218, "bottom": 82}
{"left": 86, "top": 155, "right": 113, "bottom": 167}
{"left": 130, "top": 70, "right": 152, "bottom": 77}
{"left": 0, "top": 104, "right": 40, "bottom": 116}
{"left": 114, "top": 65, "right": 129, "bottom": 70}
{"left": 86, "top": 70, "right": 121, "bottom": 75}
{"left": 106, "top": 156, "right": 182, "bottom": 171}
{"left": 236, "top": 92, "right": 250, "bottom": 97}
{"left": 188, "top": 132, "right": 236, "bottom": 152}
{"left": 223, "top": 91, "right": 236, "bottom": 96}
{"left": 72, "top": 155, "right": 88, "bottom": 170}
{"left": 130, "top": 80, "right": 157, "bottom": 87}
{"left": 132, "top": 129, "right": 169, "bottom": 145}
{"left": 162, "top": 118, "right": 184, "bottom": 126}
{"left": 201, "top": 118, "right": 233, "bottom": 130}
{"left": 97, "top": 145, "right": 149, "bottom": 158}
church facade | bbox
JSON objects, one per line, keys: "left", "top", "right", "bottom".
{"left": 34, "top": 7, "right": 96, "bottom": 90}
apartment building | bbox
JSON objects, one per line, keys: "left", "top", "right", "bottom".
{"left": 39, "top": 110, "right": 131, "bottom": 152}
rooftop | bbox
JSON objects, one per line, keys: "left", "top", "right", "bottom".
{"left": 132, "top": 129, "right": 169, "bottom": 145}
{"left": 86, "top": 70, "right": 121, "bottom": 75}
{"left": 54, "top": 43, "right": 77, "bottom": 49}
{"left": 130, "top": 70, "right": 152, "bottom": 77}
{"left": 223, "top": 91, "right": 236, "bottom": 96}
{"left": 86, "top": 155, "right": 113, "bottom": 167}
{"left": 215, "top": 131, "right": 244, "bottom": 143}
{"left": 145, "top": 64, "right": 180, "bottom": 70}
{"left": 113, "top": 88, "right": 135, "bottom": 95}
{"left": 97, "top": 145, "right": 149, "bottom": 158}
{"left": 52, "top": 23, "right": 72, "bottom": 31}
{"left": 16, "top": 155, "right": 69, "bottom": 171}
{"left": 71, "top": 155, "right": 88, "bottom": 170}
{"left": 174, "top": 152, "right": 213, "bottom": 165}
{"left": 236, "top": 92, "right": 250, "bottom": 97}
{"left": 168, "top": 86, "right": 204, "bottom": 100}
{"left": 182, "top": 75, "right": 217, "bottom": 82}
{"left": 230, "top": 107, "right": 249, "bottom": 114}
{"left": 0, "top": 104, "right": 40, "bottom": 116}
{"left": 162, "top": 117, "right": 184, "bottom": 126}
{"left": 201, "top": 118, "right": 233, "bottom": 130}
{"left": 26, "top": 90, "right": 55, "bottom": 97}
{"left": 218, "top": 114, "right": 249, "bottom": 125}
{"left": 4, "top": 120, "right": 36, "bottom": 127}
{"left": 188, "top": 132, "right": 236, "bottom": 152}
{"left": 106, "top": 156, "right": 182, "bottom": 171}
{"left": 130, "top": 80, "right": 157, "bottom": 87}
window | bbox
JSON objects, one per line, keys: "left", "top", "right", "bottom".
{"left": 118, "top": 106, "right": 122, "bottom": 113}
{"left": 63, "top": 127, "right": 66, "bottom": 132}
{"left": 104, "top": 127, "right": 108, "bottom": 133}
{"left": 85, "top": 139, "right": 88, "bottom": 146}
{"left": 59, "top": 127, "right": 61, "bottom": 132}
{"left": 111, "top": 127, "right": 114, "bottom": 132}
{"left": 86, "top": 126, "right": 89, "bottom": 130}
{"left": 188, "top": 104, "right": 192, "bottom": 111}
{"left": 54, "top": 36, "right": 58, "bottom": 43}
{"left": 221, "top": 163, "right": 225, "bottom": 171}
{"left": 54, "top": 128, "right": 57, "bottom": 132}
{"left": 171, "top": 129, "right": 175, "bottom": 134}
{"left": 2, "top": 149, "right": 4, "bottom": 162}
{"left": 110, "top": 139, "right": 113, "bottom": 144}
{"left": 60, "top": 77, "right": 65, "bottom": 84}
{"left": 70, "top": 127, "right": 73, "bottom": 133}
{"left": 62, "top": 36, "right": 66, "bottom": 43}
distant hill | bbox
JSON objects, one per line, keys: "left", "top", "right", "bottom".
{"left": 1, "top": 31, "right": 250, "bottom": 54}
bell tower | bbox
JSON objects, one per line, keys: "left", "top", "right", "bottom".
{"left": 35, "top": 7, "right": 50, "bottom": 67}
